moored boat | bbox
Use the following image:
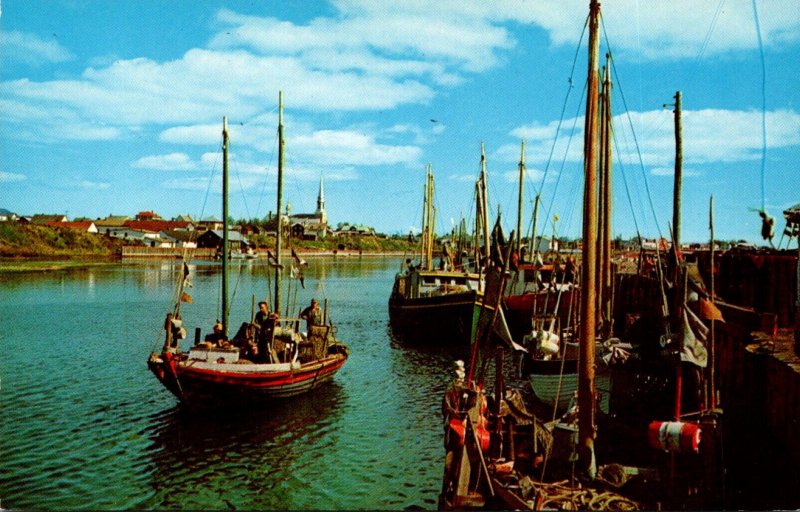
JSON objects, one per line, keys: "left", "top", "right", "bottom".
{"left": 389, "top": 164, "right": 484, "bottom": 345}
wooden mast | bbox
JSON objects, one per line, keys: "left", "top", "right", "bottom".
{"left": 529, "top": 193, "right": 540, "bottom": 261}
{"left": 222, "top": 116, "right": 230, "bottom": 336}
{"left": 427, "top": 166, "right": 435, "bottom": 270}
{"left": 599, "top": 53, "right": 613, "bottom": 337}
{"left": 516, "top": 140, "right": 525, "bottom": 253}
{"left": 421, "top": 165, "right": 429, "bottom": 269}
{"left": 673, "top": 91, "right": 683, "bottom": 250}
{"left": 275, "top": 91, "right": 284, "bottom": 314}
{"left": 709, "top": 195, "right": 716, "bottom": 408}
{"left": 578, "top": 0, "right": 601, "bottom": 478}
{"left": 480, "top": 144, "right": 490, "bottom": 266}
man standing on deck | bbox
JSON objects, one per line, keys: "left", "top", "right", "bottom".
{"left": 254, "top": 301, "right": 274, "bottom": 362}
{"left": 300, "top": 298, "right": 323, "bottom": 332}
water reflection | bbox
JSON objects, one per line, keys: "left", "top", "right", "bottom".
{"left": 143, "top": 383, "right": 347, "bottom": 510}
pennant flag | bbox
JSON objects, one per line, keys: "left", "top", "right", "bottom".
{"left": 267, "top": 250, "right": 284, "bottom": 269}
{"left": 291, "top": 249, "right": 307, "bottom": 266}
{"left": 699, "top": 297, "right": 724, "bottom": 322}
{"left": 290, "top": 265, "right": 305, "bottom": 288}
{"left": 180, "top": 292, "right": 193, "bottom": 304}
{"left": 182, "top": 262, "right": 193, "bottom": 287}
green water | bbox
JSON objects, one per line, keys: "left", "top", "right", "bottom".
{"left": 0, "top": 257, "right": 469, "bottom": 510}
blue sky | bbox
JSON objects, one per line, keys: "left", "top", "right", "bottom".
{"left": 1, "top": 1, "right": 798, "bottom": 244}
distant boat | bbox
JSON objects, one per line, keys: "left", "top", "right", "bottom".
{"left": 148, "top": 94, "right": 349, "bottom": 407}
{"left": 388, "top": 164, "right": 484, "bottom": 345}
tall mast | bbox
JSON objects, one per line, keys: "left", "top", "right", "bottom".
{"left": 599, "top": 53, "right": 613, "bottom": 337}
{"left": 421, "top": 164, "right": 430, "bottom": 269}
{"left": 480, "top": 144, "right": 490, "bottom": 264}
{"left": 578, "top": 0, "right": 601, "bottom": 478}
{"left": 516, "top": 140, "right": 525, "bottom": 252}
{"left": 275, "top": 91, "right": 284, "bottom": 314}
{"left": 529, "top": 193, "right": 540, "bottom": 259}
{"left": 672, "top": 91, "right": 683, "bottom": 250}
{"left": 222, "top": 116, "right": 230, "bottom": 336}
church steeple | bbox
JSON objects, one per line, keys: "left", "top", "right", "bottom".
{"left": 316, "top": 175, "right": 326, "bottom": 224}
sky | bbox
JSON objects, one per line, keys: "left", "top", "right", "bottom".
{"left": 1, "top": 0, "right": 799, "bottom": 245}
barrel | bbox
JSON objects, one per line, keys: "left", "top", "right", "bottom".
{"left": 647, "top": 421, "right": 701, "bottom": 453}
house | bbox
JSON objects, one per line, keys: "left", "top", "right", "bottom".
{"left": 287, "top": 176, "right": 328, "bottom": 240}
{"left": 160, "top": 229, "right": 198, "bottom": 248}
{"left": 239, "top": 224, "right": 261, "bottom": 236}
{"left": 0, "top": 208, "right": 18, "bottom": 222}
{"left": 135, "top": 211, "right": 163, "bottom": 221}
{"left": 95, "top": 215, "right": 131, "bottom": 234}
{"left": 334, "top": 224, "right": 376, "bottom": 237}
{"left": 31, "top": 214, "right": 68, "bottom": 224}
{"left": 106, "top": 228, "right": 152, "bottom": 243}
{"left": 45, "top": 221, "right": 98, "bottom": 233}
{"left": 123, "top": 220, "right": 194, "bottom": 232}
{"left": 173, "top": 214, "right": 195, "bottom": 223}
{"left": 196, "top": 229, "right": 250, "bottom": 250}
{"left": 196, "top": 217, "right": 224, "bottom": 232}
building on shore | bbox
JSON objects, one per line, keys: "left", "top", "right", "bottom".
{"left": 287, "top": 176, "right": 328, "bottom": 240}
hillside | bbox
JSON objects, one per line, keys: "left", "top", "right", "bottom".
{"left": 0, "top": 223, "right": 128, "bottom": 257}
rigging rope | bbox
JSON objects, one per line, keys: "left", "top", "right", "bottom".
{"left": 531, "top": 15, "right": 589, "bottom": 206}
{"left": 697, "top": 0, "right": 726, "bottom": 61}
{"left": 602, "top": 19, "right": 663, "bottom": 240}
{"left": 752, "top": 0, "right": 768, "bottom": 212}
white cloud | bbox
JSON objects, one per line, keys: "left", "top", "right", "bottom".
{"left": 507, "top": 108, "right": 800, "bottom": 168}
{"left": 481, "top": 0, "right": 800, "bottom": 61}
{"left": 448, "top": 174, "right": 477, "bottom": 183}
{"left": 0, "top": 31, "right": 74, "bottom": 66}
{"left": 291, "top": 130, "right": 422, "bottom": 166}
{"left": 0, "top": 171, "right": 27, "bottom": 183}
{"left": 132, "top": 153, "right": 197, "bottom": 171}
{"left": 78, "top": 180, "right": 111, "bottom": 190}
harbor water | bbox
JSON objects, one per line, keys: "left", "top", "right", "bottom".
{"left": 0, "top": 257, "right": 470, "bottom": 510}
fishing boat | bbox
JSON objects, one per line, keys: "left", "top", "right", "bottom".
{"left": 148, "top": 93, "right": 349, "bottom": 407}
{"left": 439, "top": 2, "right": 730, "bottom": 509}
{"left": 389, "top": 164, "right": 485, "bottom": 345}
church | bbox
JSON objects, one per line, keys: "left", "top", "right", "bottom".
{"left": 288, "top": 176, "right": 328, "bottom": 240}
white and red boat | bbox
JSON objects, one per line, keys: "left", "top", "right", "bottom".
{"left": 148, "top": 96, "right": 348, "bottom": 407}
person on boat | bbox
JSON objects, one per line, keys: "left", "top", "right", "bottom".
{"left": 204, "top": 322, "right": 226, "bottom": 346}
{"left": 254, "top": 301, "right": 275, "bottom": 362}
{"left": 564, "top": 256, "right": 576, "bottom": 284}
{"left": 300, "top": 298, "right": 323, "bottom": 331}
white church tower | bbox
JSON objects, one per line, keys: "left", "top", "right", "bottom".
{"left": 316, "top": 175, "right": 327, "bottom": 225}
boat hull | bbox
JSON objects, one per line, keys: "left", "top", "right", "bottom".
{"left": 523, "top": 358, "right": 611, "bottom": 413}
{"left": 148, "top": 350, "right": 348, "bottom": 407}
{"left": 388, "top": 289, "right": 481, "bottom": 345}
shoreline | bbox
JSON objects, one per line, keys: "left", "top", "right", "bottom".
{"left": 0, "top": 250, "right": 413, "bottom": 273}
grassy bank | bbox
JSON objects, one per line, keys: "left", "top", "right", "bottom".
{"left": 0, "top": 223, "right": 126, "bottom": 258}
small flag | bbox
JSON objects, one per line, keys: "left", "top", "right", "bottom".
{"left": 291, "top": 249, "right": 307, "bottom": 266}
{"left": 180, "top": 292, "right": 193, "bottom": 304}
{"left": 182, "top": 262, "right": 193, "bottom": 288}
{"left": 290, "top": 265, "right": 305, "bottom": 288}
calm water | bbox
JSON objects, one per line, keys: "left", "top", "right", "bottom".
{"left": 0, "top": 257, "right": 470, "bottom": 510}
